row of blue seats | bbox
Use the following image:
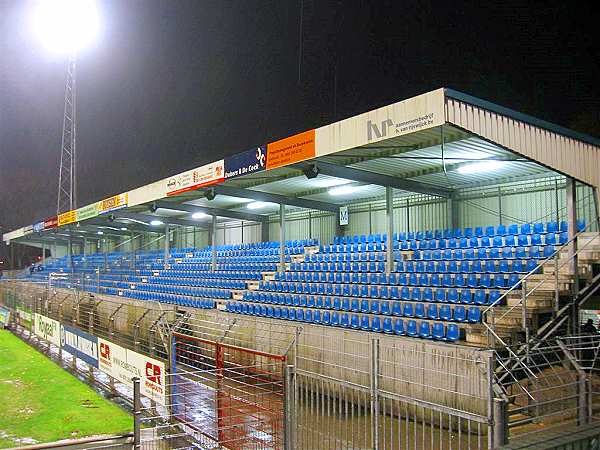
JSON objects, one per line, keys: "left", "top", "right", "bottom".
{"left": 150, "top": 263, "right": 280, "bottom": 272}
{"left": 245, "top": 289, "right": 496, "bottom": 308}
{"left": 140, "top": 278, "right": 246, "bottom": 289}
{"left": 332, "top": 220, "right": 584, "bottom": 245}
{"left": 149, "top": 270, "right": 263, "bottom": 281}
{"left": 413, "top": 246, "right": 557, "bottom": 261}
{"left": 252, "top": 286, "right": 502, "bottom": 304}
{"left": 101, "top": 287, "right": 217, "bottom": 307}
{"left": 100, "top": 283, "right": 231, "bottom": 299}
{"left": 169, "top": 256, "right": 290, "bottom": 268}
{"left": 188, "top": 247, "right": 305, "bottom": 258}
{"left": 294, "top": 258, "right": 539, "bottom": 274}
{"left": 401, "top": 233, "right": 567, "bottom": 251}
{"left": 226, "top": 302, "right": 461, "bottom": 341}
{"left": 274, "top": 271, "right": 521, "bottom": 288}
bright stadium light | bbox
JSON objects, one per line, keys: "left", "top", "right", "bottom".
{"left": 328, "top": 184, "right": 367, "bottom": 196}
{"left": 96, "top": 231, "right": 103, "bottom": 235}
{"left": 192, "top": 212, "right": 209, "bottom": 220}
{"left": 150, "top": 220, "right": 164, "bottom": 226}
{"left": 457, "top": 160, "right": 505, "bottom": 175}
{"left": 32, "top": 0, "right": 100, "bottom": 54}
{"left": 313, "top": 177, "right": 352, "bottom": 188}
{"left": 247, "top": 201, "right": 273, "bottom": 210}
{"left": 120, "top": 227, "right": 128, "bottom": 231}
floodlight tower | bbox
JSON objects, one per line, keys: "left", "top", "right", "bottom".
{"left": 32, "top": 0, "right": 99, "bottom": 214}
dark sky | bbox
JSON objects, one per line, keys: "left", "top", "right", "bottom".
{"left": 1, "top": 0, "right": 599, "bottom": 235}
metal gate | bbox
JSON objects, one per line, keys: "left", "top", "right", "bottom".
{"left": 171, "top": 331, "right": 287, "bottom": 449}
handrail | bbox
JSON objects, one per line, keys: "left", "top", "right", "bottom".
{"left": 482, "top": 217, "right": 600, "bottom": 318}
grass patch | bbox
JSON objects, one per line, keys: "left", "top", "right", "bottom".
{"left": 0, "top": 330, "right": 132, "bottom": 448}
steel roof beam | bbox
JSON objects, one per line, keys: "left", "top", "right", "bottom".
{"left": 292, "top": 161, "right": 452, "bottom": 198}
{"left": 153, "top": 200, "right": 268, "bottom": 223}
{"left": 209, "top": 185, "right": 341, "bottom": 213}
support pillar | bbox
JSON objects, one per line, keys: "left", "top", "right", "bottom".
{"left": 493, "top": 398, "right": 509, "bottom": 447}
{"left": 261, "top": 219, "right": 270, "bottom": 242}
{"left": 41, "top": 243, "right": 46, "bottom": 264}
{"left": 211, "top": 215, "right": 217, "bottom": 271}
{"left": 566, "top": 178, "right": 579, "bottom": 333}
{"left": 385, "top": 187, "right": 394, "bottom": 274}
{"left": 164, "top": 224, "right": 170, "bottom": 263}
{"left": 279, "top": 204, "right": 286, "bottom": 272}
{"left": 67, "top": 234, "right": 73, "bottom": 271}
{"left": 82, "top": 237, "right": 87, "bottom": 269}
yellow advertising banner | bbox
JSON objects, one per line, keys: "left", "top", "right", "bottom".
{"left": 98, "top": 193, "right": 128, "bottom": 213}
{"left": 58, "top": 210, "right": 77, "bottom": 226}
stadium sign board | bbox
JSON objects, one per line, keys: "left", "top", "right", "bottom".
{"left": 98, "top": 193, "right": 128, "bottom": 213}
{"left": 32, "top": 221, "right": 45, "bottom": 232}
{"left": 166, "top": 160, "right": 225, "bottom": 196}
{"left": 0, "top": 307, "right": 10, "bottom": 326}
{"left": 266, "top": 129, "right": 315, "bottom": 170}
{"left": 44, "top": 216, "right": 58, "bottom": 229}
{"left": 98, "top": 338, "right": 166, "bottom": 405}
{"left": 61, "top": 325, "right": 99, "bottom": 367}
{"left": 224, "top": 146, "right": 267, "bottom": 179}
{"left": 76, "top": 203, "right": 100, "bottom": 221}
{"left": 58, "top": 210, "right": 77, "bottom": 226}
{"left": 33, "top": 313, "right": 61, "bottom": 347}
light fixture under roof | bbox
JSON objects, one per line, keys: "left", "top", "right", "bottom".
{"left": 120, "top": 227, "right": 128, "bottom": 231}
{"left": 96, "top": 231, "right": 104, "bottom": 235}
{"left": 328, "top": 184, "right": 367, "bottom": 196}
{"left": 150, "top": 220, "right": 164, "bottom": 226}
{"left": 313, "top": 177, "right": 352, "bottom": 188}
{"left": 247, "top": 201, "right": 273, "bottom": 210}
{"left": 457, "top": 160, "right": 505, "bottom": 175}
{"left": 192, "top": 212, "right": 209, "bottom": 219}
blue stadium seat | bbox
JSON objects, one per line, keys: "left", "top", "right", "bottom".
{"left": 432, "top": 323, "right": 445, "bottom": 340}
{"left": 508, "top": 224, "right": 519, "bottom": 235}
{"left": 546, "top": 221, "right": 558, "bottom": 233}
{"left": 350, "top": 314, "right": 360, "bottom": 329}
{"left": 403, "top": 303, "right": 414, "bottom": 317}
{"left": 468, "top": 307, "right": 481, "bottom": 323}
{"left": 460, "top": 289, "right": 473, "bottom": 304}
{"left": 419, "top": 322, "right": 432, "bottom": 339}
{"left": 474, "top": 290, "right": 487, "bottom": 305}
{"left": 360, "top": 315, "right": 371, "bottom": 330}
{"left": 394, "top": 318, "right": 405, "bottom": 335}
{"left": 454, "top": 306, "right": 467, "bottom": 322}
{"left": 446, "top": 324, "right": 460, "bottom": 342}
{"left": 427, "top": 304, "right": 439, "bottom": 319}
{"left": 447, "top": 288, "right": 459, "bottom": 304}
{"left": 392, "top": 301, "right": 402, "bottom": 316}
{"left": 439, "top": 305, "right": 452, "bottom": 321}
{"left": 533, "top": 223, "right": 544, "bottom": 234}
{"left": 407, "top": 320, "right": 418, "bottom": 337}
{"left": 371, "top": 316, "right": 382, "bottom": 332}
{"left": 415, "top": 303, "right": 425, "bottom": 318}
{"left": 383, "top": 317, "right": 393, "bottom": 334}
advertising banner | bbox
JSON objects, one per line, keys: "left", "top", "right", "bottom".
{"left": 33, "top": 313, "right": 61, "bottom": 347}
{"left": 98, "top": 193, "right": 128, "bottom": 214}
{"left": 58, "top": 210, "right": 77, "bottom": 226}
{"left": 44, "top": 216, "right": 58, "bottom": 229}
{"left": 166, "top": 160, "right": 224, "bottom": 196}
{"left": 224, "top": 146, "right": 267, "bottom": 179}
{"left": 17, "top": 307, "right": 32, "bottom": 329}
{"left": 0, "top": 307, "right": 10, "bottom": 326}
{"left": 266, "top": 129, "right": 315, "bottom": 170}
{"left": 32, "top": 221, "right": 45, "bottom": 232}
{"left": 61, "top": 325, "right": 99, "bottom": 367}
{"left": 97, "top": 338, "right": 166, "bottom": 405}
{"left": 76, "top": 203, "right": 100, "bottom": 222}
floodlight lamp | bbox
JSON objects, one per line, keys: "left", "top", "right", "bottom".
{"left": 247, "top": 201, "right": 271, "bottom": 210}
{"left": 328, "top": 184, "right": 365, "bottom": 196}
{"left": 457, "top": 160, "right": 504, "bottom": 175}
{"left": 120, "top": 227, "right": 128, "bottom": 231}
{"left": 192, "top": 212, "right": 209, "bottom": 220}
{"left": 96, "top": 231, "right": 103, "bottom": 235}
{"left": 32, "top": 0, "right": 100, "bottom": 55}
{"left": 150, "top": 220, "right": 164, "bottom": 226}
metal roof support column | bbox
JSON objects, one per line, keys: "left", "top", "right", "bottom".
{"left": 83, "top": 237, "right": 87, "bottom": 269}
{"left": 164, "top": 224, "right": 170, "bottom": 264}
{"left": 279, "top": 204, "right": 286, "bottom": 272}
{"left": 41, "top": 242, "right": 46, "bottom": 265}
{"left": 498, "top": 187, "right": 503, "bottom": 225}
{"left": 261, "top": 219, "right": 270, "bottom": 242}
{"left": 566, "top": 177, "right": 579, "bottom": 334}
{"left": 211, "top": 215, "right": 217, "bottom": 271}
{"left": 103, "top": 239, "right": 108, "bottom": 271}
{"left": 594, "top": 187, "right": 600, "bottom": 230}
{"left": 446, "top": 195, "right": 455, "bottom": 230}
{"left": 67, "top": 234, "right": 73, "bottom": 272}
{"left": 385, "top": 187, "right": 394, "bottom": 274}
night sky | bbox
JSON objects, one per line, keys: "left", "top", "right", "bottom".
{"left": 1, "top": 1, "right": 599, "bottom": 241}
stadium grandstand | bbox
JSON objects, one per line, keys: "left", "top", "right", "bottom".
{"left": 2, "top": 88, "right": 600, "bottom": 449}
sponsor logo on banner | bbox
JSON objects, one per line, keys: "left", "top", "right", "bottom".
{"left": 266, "top": 129, "right": 315, "bottom": 170}
{"left": 33, "top": 221, "right": 45, "bottom": 232}
{"left": 76, "top": 203, "right": 100, "bottom": 221}
{"left": 0, "top": 307, "right": 10, "bottom": 326}
{"left": 33, "top": 314, "right": 61, "bottom": 347}
{"left": 97, "top": 338, "right": 166, "bottom": 405}
{"left": 166, "top": 160, "right": 225, "bottom": 196}
{"left": 339, "top": 206, "right": 349, "bottom": 226}
{"left": 22, "top": 225, "right": 33, "bottom": 236}
{"left": 58, "top": 210, "right": 77, "bottom": 226}
{"left": 44, "top": 216, "right": 58, "bottom": 229}
{"left": 99, "top": 194, "right": 128, "bottom": 213}
{"left": 61, "top": 325, "right": 99, "bottom": 367}
{"left": 224, "top": 146, "right": 267, "bottom": 179}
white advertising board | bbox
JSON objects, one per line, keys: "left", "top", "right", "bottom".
{"left": 33, "top": 313, "right": 61, "bottom": 347}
